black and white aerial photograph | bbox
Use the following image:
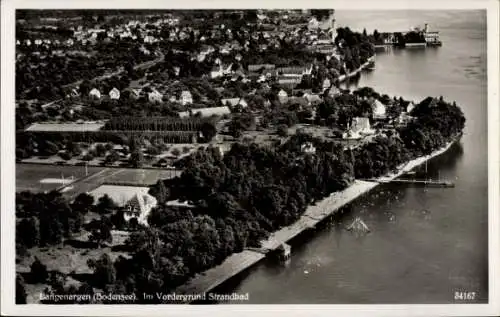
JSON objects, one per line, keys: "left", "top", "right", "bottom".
{"left": 1, "top": 0, "right": 499, "bottom": 316}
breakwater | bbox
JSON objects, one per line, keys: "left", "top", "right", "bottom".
{"left": 174, "top": 135, "right": 461, "bottom": 302}
{"left": 337, "top": 56, "right": 375, "bottom": 83}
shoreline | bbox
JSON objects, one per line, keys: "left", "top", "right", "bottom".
{"left": 337, "top": 56, "right": 375, "bottom": 83}
{"left": 174, "top": 134, "right": 461, "bottom": 301}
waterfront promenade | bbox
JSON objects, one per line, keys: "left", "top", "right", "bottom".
{"left": 338, "top": 56, "right": 375, "bottom": 83}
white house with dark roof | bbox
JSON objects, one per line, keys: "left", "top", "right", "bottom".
{"left": 210, "top": 63, "right": 234, "bottom": 79}
{"left": 148, "top": 89, "right": 163, "bottom": 103}
{"left": 180, "top": 90, "right": 193, "bottom": 105}
{"left": 308, "top": 17, "right": 320, "bottom": 30}
{"left": 89, "top": 185, "right": 157, "bottom": 226}
{"left": 221, "top": 97, "right": 248, "bottom": 108}
{"left": 406, "top": 101, "right": 416, "bottom": 113}
{"left": 303, "top": 93, "right": 323, "bottom": 105}
{"left": 278, "top": 89, "right": 289, "bottom": 104}
{"left": 124, "top": 193, "right": 157, "bottom": 226}
{"left": 210, "top": 66, "right": 223, "bottom": 78}
{"left": 173, "top": 66, "right": 181, "bottom": 76}
{"left": 70, "top": 88, "right": 80, "bottom": 98}
{"left": 322, "top": 78, "right": 331, "bottom": 90}
{"left": 178, "top": 106, "right": 231, "bottom": 118}
{"left": 143, "top": 35, "right": 156, "bottom": 44}
{"left": 372, "top": 99, "right": 387, "bottom": 120}
{"left": 109, "top": 87, "right": 120, "bottom": 100}
{"left": 396, "top": 112, "right": 414, "bottom": 126}
{"left": 301, "top": 142, "right": 316, "bottom": 154}
{"left": 89, "top": 88, "right": 101, "bottom": 99}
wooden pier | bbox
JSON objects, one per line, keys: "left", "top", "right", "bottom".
{"left": 365, "top": 178, "right": 455, "bottom": 188}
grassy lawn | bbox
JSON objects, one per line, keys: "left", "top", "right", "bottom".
{"left": 17, "top": 230, "right": 131, "bottom": 303}
{"left": 19, "top": 141, "right": 204, "bottom": 170}
{"left": 16, "top": 164, "right": 105, "bottom": 193}
{"left": 101, "top": 169, "right": 181, "bottom": 185}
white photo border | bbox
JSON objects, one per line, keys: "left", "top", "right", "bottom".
{"left": 2, "top": 0, "right": 499, "bottom": 316}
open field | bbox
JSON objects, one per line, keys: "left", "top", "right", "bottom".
{"left": 16, "top": 164, "right": 104, "bottom": 193}
{"left": 17, "top": 164, "right": 182, "bottom": 199}
{"left": 59, "top": 167, "right": 182, "bottom": 200}
{"left": 100, "top": 168, "right": 182, "bottom": 186}
{"left": 240, "top": 129, "right": 282, "bottom": 146}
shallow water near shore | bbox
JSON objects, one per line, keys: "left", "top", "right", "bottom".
{"left": 215, "top": 10, "right": 488, "bottom": 304}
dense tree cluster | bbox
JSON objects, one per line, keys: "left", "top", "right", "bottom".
{"left": 353, "top": 97, "right": 465, "bottom": 179}
{"left": 398, "top": 97, "right": 465, "bottom": 157}
{"left": 96, "top": 137, "right": 354, "bottom": 300}
{"left": 314, "top": 89, "right": 377, "bottom": 128}
{"left": 335, "top": 27, "right": 375, "bottom": 73}
{"left": 108, "top": 94, "right": 462, "bottom": 300}
{"left": 16, "top": 191, "right": 84, "bottom": 250}
{"left": 16, "top": 191, "right": 126, "bottom": 253}
{"left": 228, "top": 113, "right": 256, "bottom": 138}
{"left": 403, "top": 31, "right": 426, "bottom": 45}
{"left": 244, "top": 47, "right": 319, "bottom": 67}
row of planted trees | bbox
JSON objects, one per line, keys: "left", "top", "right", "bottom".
{"left": 103, "top": 116, "right": 214, "bottom": 132}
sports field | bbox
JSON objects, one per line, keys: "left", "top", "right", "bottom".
{"left": 16, "top": 164, "right": 104, "bottom": 193}
{"left": 102, "top": 168, "right": 182, "bottom": 185}
{"left": 16, "top": 164, "right": 182, "bottom": 199}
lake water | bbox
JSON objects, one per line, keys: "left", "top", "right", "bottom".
{"left": 217, "top": 10, "right": 488, "bottom": 304}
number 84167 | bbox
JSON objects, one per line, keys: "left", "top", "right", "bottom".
{"left": 454, "top": 291, "right": 476, "bottom": 301}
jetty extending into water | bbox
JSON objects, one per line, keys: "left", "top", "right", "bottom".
{"left": 364, "top": 178, "right": 455, "bottom": 188}
{"left": 174, "top": 136, "right": 461, "bottom": 303}
{"left": 337, "top": 56, "right": 375, "bottom": 83}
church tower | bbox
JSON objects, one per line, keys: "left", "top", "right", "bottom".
{"left": 331, "top": 9, "right": 337, "bottom": 42}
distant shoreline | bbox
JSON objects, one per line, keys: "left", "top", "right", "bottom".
{"left": 174, "top": 133, "right": 462, "bottom": 302}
